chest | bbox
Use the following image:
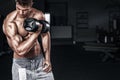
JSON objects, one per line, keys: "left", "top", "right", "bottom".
{"left": 15, "top": 20, "right": 28, "bottom": 37}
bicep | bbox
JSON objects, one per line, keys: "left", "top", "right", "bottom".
{"left": 3, "top": 22, "right": 22, "bottom": 50}
{"left": 7, "top": 34, "right": 23, "bottom": 53}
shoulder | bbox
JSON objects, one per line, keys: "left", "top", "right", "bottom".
{"left": 3, "top": 11, "right": 17, "bottom": 35}
{"left": 32, "top": 8, "right": 45, "bottom": 20}
{"left": 3, "top": 11, "right": 17, "bottom": 27}
{"left": 4, "top": 11, "right": 17, "bottom": 24}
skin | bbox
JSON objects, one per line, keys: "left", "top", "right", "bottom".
{"left": 3, "top": 2, "right": 52, "bottom": 73}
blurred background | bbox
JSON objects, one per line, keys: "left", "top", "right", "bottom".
{"left": 0, "top": 0, "right": 120, "bottom": 80}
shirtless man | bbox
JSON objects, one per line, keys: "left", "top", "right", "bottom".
{"left": 3, "top": 0, "right": 54, "bottom": 80}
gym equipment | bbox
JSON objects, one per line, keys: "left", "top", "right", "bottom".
{"left": 83, "top": 42, "right": 119, "bottom": 62}
{"left": 23, "top": 18, "right": 50, "bottom": 33}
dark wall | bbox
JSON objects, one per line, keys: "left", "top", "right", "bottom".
{"left": 0, "top": 0, "right": 15, "bottom": 16}
{"left": 1, "top": 0, "right": 120, "bottom": 28}
{"left": 45, "top": 0, "right": 120, "bottom": 42}
{"left": 68, "top": 0, "right": 109, "bottom": 28}
{"left": 46, "top": 0, "right": 120, "bottom": 29}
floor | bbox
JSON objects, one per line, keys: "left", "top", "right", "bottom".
{"left": 0, "top": 43, "right": 120, "bottom": 80}
{"left": 51, "top": 44, "right": 120, "bottom": 80}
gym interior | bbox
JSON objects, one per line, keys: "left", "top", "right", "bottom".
{"left": 0, "top": 0, "right": 120, "bottom": 80}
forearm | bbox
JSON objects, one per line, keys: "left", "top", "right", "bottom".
{"left": 45, "top": 50, "right": 51, "bottom": 61}
{"left": 16, "top": 33, "right": 40, "bottom": 55}
{"left": 44, "top": 32, "right": 51, "bottom": 61}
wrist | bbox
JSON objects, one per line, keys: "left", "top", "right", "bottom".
{"left": 45, "top": 56, "right": 50, "bottom": 61}
{"left": 44, "top": 58, "right": 50, "bottom": 62}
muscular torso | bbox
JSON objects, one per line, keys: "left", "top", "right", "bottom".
{"left": 14, "top": 18, "right": 41, "bottom": 58}
{"left": 5, "top": 8, "right": 44, "bottom": 58}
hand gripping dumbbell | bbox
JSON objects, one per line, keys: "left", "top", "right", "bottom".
{"left": 23, "top": 18, "right": 50, "bottom": 33}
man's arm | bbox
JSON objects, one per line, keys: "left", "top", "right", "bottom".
{"left": 41, "top": 32, "right": 52, "bottom": 72}
{"left": 35, "top": 11, "right": 52, "bottom": 72}
{"left": 42, "top": 32, "right": 51, "bottom": 61}
{"left": 3, "top": 21, "right": 41, "bottom": 56}
{"left": 35, "top": 10, "right": 51, "bottom": 60}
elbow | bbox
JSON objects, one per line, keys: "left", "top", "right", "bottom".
{"left": 17, "top": 51, "right": 27, "bottom": 56}
{"left": 15, "top": 48, "right": 27, "bottom": 56}
{"left": 17, "top": 52, "right": 26, "bottom": 56}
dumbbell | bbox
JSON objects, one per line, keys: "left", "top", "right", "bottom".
{"left": 23, "top": 18, "right": 50, "bottom": 33}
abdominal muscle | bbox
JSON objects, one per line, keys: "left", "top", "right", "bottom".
{"left": 13, "top": 40, "right": 41, "bottom": 59}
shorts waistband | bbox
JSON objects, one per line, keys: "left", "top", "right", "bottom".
{"left": 13, "top": 54, "right": 43, "bottom": 61}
